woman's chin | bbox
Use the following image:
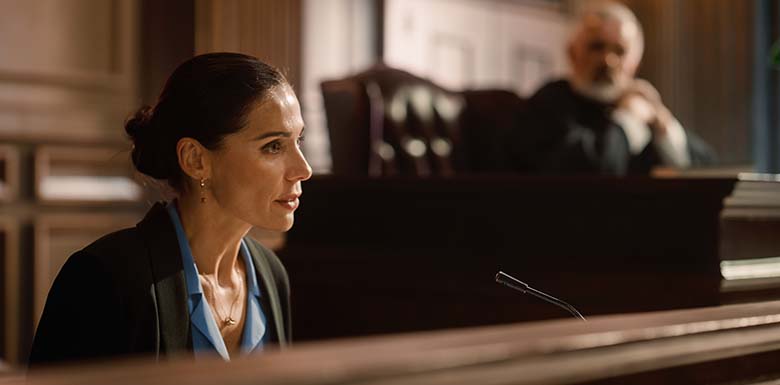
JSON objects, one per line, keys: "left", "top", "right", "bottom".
{"left": 254, "top": 218, "right": 294, "bottom": 233}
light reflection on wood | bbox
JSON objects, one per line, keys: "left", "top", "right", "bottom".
{"left": 34, "top": 145, "right": 143, "bottom": 204}
{"left": 11, "top": 300, "right": 780, "bottom": 384}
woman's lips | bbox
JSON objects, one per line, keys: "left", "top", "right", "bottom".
{"left": 275, "top": 195, "right": 300, "bottom": 211}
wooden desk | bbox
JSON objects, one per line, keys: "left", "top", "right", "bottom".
{"left": 280, "top": 176, "right": 777, "bottom": 341}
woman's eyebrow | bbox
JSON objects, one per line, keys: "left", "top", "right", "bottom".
{"left": 252, "top": 131, "right": 291, "bottom": 141}
{"left": 252, "top": 126, "right": 305, "bottom": 141}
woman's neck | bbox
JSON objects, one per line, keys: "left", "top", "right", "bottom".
{"left": 175, "top": 193, "right": 250, "bottom": 285}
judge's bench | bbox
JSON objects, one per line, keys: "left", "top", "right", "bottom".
{"left": 279, "top": 175, "right": 780, "bottom": 341}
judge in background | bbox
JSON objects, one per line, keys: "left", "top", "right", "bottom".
{"left": 29, "top": 52, "right": 312, "bottom": 366}
{"left": 512, "top": 1, "right": 715, "bottom": 175}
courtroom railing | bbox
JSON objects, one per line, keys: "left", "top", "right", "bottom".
{"left": 11, "top": 300, "right": 780, "bottom": 385}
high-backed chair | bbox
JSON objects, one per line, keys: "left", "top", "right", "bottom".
{"left": 321, "top": 65, "right": 524, "bottom": 176}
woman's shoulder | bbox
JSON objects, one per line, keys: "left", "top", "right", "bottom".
{"left": 67, "top": 227, "right": 149, "bottom": 276}
{"left": 82, "top": 227, "right": 143, "bottom": 257}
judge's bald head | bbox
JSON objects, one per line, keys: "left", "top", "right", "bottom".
{"left": 568, "top": 1, "right": 644, "bottom": 102}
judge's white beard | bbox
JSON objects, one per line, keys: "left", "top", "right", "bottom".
{"left": 569, "top": 77, "right": 624, "bottom": 104}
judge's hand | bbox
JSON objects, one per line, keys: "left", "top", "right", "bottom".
{"left": 616, "top": 79, "right": 674, "bottom": 137}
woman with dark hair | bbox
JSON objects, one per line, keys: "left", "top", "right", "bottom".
{"left": 29, "top": 52, "right": 312, "bottom": 365}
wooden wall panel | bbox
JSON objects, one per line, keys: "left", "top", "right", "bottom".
{"left": 139, "top": 0, "right": 195, "bottom": 104}
{"left": 622, "top": 0, "right": 754, "bottom": 165}
{"left": 0, "top": 0, "right": 144, "bottom": 366}
{"left": 0, "top": 146, "right": 19, "bottom": 203}
{"left": 0, "top": 0, "right": 116, "bottom": 75}
{"left": 195, "top": 0, "right": 302, "bottom": 89}
{"left": 384, "top": 0, "right": 570, "bottom": 95}
{"left": 0, "top": 217, "right": 19, "bottom": 365}
{"left": 33, "top": 146, "right": 141, "bottom": 205}
{"left": 0, "top": 0, "right": 138, "bottom": 144}
{"left": 0, "top": 0, "right": 121, "bottom": 76}
{"left": 33, "top": 214, "right": 140, "bottom": 328}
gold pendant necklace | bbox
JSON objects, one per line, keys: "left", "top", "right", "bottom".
{"left": 201, "top": 274, "right": 243, "bottom": 327}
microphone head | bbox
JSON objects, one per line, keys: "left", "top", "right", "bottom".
{"left": 495, "top": 271, "right": 528, "bottom": 293}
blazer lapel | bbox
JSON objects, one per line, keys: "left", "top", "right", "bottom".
{"left": 190, "top": 294, "right": 230, "bottom": 359}
{"left": 241, "top": 292, "right": 266, "bottom": 352}
{"left": 245, "top": 239, "right": 287, "bottom": 346}
{"left": 136, "top": 202, "right": 191, "bottom": 355}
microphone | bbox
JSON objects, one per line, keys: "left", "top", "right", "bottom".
{"left": 495, "top": 271, "right": 586, "bottom": 321}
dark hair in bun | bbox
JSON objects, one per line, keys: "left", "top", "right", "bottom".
{"left": 125, "top": 105, "right": 164, "bottom": 178}
{"left": 125, "top": 52, "right": 287, "bottom": 191}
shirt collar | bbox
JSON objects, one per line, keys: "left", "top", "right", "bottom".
{"left": 240, "top": 240, "right": 262, "bottom": 299}
{"left": 165, "top": 201, "right": 267, "bottom": 358}
{"left": 166, "top": 202, "right": 201, "bottom": 298}
{"left": 166, "top": 202, "right": 262, "bottom": 301}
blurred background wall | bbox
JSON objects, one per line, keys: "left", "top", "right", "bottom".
{"left": 0, "top": 0, "right": 142, "bottom": 365}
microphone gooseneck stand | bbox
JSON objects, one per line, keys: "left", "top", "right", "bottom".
{"left": 495, "top": 271, "right": 587, "bottom": 321}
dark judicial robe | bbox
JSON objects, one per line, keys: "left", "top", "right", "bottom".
{"left": 511, "top": 79, "right": 715, "bottom": 175}
{"left": 28, "top": 203, "right": 291, "bottom": 367}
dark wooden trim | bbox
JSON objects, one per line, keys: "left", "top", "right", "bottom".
{"left": 14, "top": 301, "right": 780, "bottom": 384}
{"left": 0, "top": 217, "right": 19, "bottom": 365}
{"left": 0, "top": 147, "right": 19, "bottom": 203}
{"left": 139, "top": 0, "right": 195, "bottom": 105}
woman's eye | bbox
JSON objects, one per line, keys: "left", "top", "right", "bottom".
{"left": 296, "top": 135, "right": 305, "bottom": 148}
{"left": 262, "top": 141, "right": 284, "bottom": 154}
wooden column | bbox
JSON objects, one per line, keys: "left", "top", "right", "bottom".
{"left": 195, "top": 0, "right": 302, "bottom": 89}
{"left": 621, "top": 0, "right": 754, "bottom": 165}
{"left": 139, "top": 0, "right": 195, "bottom": 104}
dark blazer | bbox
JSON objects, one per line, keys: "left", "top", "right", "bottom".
{"left": 512, "top": 79, "right": 716, "bottom": 175}
{"left": 28, "top": 203, "right": 291, "bottom": 367}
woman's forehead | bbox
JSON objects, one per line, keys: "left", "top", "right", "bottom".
{"left": 242, "top": 86, "right": 303, "bottom": 136}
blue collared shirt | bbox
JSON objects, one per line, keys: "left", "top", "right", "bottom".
{"left": 166, "top": 203, "right": 267, "bottom": 360}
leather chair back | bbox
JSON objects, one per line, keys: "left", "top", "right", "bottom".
{"left": 322, "top": 65, "right": 524, "bottom": 176}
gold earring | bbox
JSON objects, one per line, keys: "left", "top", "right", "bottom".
{"left": 199, "top": 178, "right": 206, "bottom": 203}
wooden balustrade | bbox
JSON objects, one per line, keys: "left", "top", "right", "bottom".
{"left": 9, "top": 300, "right": 780, "bottom": 384}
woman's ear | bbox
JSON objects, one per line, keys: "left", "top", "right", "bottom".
{"left": 177, "top": 137, "right": 211, "bottom": 181}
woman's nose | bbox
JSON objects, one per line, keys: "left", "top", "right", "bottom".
{"left": 288, "top": 147, "right": 313, "bottom": 182}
